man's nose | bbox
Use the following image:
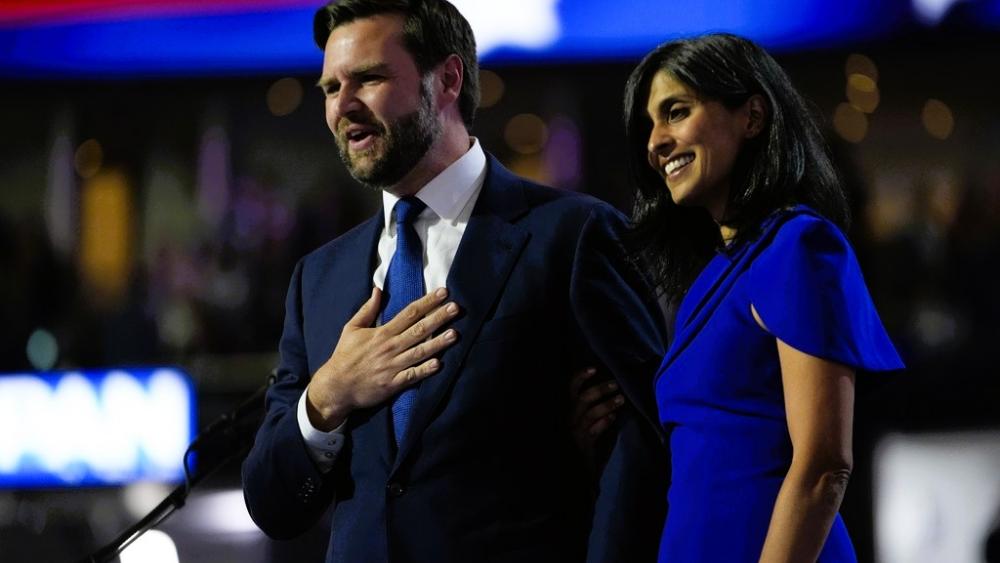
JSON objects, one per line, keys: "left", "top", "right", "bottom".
{"left": 330, "top": 84, "right": 362, "bottom": 122}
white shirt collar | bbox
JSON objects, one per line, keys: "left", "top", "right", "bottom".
{"left": 381, "top": 137, "right": 487, "bottom": 228}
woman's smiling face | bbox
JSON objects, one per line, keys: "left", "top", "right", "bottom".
{"left": 644, "top": 70, "right": 758, "bottom": 221}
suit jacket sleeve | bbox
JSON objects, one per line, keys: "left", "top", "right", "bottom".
{"left": 242, "top": 258, "right": 337, "bottom": 540}
{"left": 569, "top": 205, "right": 670, "bottom": 563}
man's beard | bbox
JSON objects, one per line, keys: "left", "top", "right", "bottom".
{"left": 336, "top": 82, "right": 441, "bottom": 190}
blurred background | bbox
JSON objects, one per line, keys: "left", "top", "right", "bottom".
{"left": 2, "top": 0, "right": 999, "bottom": 561}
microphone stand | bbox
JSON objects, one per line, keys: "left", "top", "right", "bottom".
{"left": 79, "top": 371, "right": 276, "bottom": 563}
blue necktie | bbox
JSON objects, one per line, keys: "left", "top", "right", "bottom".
{"left": 381, "top": 196, "right": 427, "bottom": 444}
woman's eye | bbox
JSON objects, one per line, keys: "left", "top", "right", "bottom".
{"left": 669, "top": 107, "right": 688, "bottom": 121}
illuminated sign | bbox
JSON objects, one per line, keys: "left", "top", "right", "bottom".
{"left": 0, "top": 367, "right": 195, "bottom": 488}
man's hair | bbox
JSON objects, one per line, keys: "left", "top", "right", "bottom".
{"left": 622, "top": 33, "right": 849, "bottom": 302}
{"left": 314, "top": 0, "right": 480, "bottom": 131}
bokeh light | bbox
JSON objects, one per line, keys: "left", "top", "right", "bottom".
{"left": 846, "top": 73, "right": 880, "bottom": 113}
{"left": 266, "top": 77, "right": 303, "bottom": 117}
{"left": 119, "top": 530, "right": 179, "bottom": 563}
{"left": 922, "top": 99, "right": 954, "bottom": 140}
{"left": 844, "top": 53, "right": 878, "bottom": 82}
{"left": 508, "top": 153, "right": 548, "bottom": 184}
{"left": 833, "top": 102, "right": 868, "bottom": 143}
{"left": 79, "top": 169, "right": 133, "bottom": 306}
{"left": 504, "top": 113, "right": 548, "bottom": 155}
{"left": 74, "top": 139, "right": 103, "bottom": 179}
{"left": 26, "top": 328, "right": 58, "bottom": 371}
{"left": 479, "top": 69, "right": 505, "bottom": 108}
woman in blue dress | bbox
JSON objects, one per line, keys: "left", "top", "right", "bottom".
{"left": 576, "top": 33, "right": 904, "bottom": 562}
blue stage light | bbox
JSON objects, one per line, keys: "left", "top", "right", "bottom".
{"left": 3, "top": 1, "right": 996, "bottom": 78}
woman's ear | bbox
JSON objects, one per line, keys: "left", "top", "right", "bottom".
{"left": 745, "top": 94, "right": 767, "bottom": 139}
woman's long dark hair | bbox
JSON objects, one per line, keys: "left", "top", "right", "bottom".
{"left": 624, "top": 33, "right": 849, "bottom": 303}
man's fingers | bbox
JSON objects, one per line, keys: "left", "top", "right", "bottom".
{"left": 399, "top": 328, "right": 458, "bottom": 367}
{"left": 348, "top": 287, "right": 382, "bottom": 328}
{"left": 392, "top": 358, "right": 442, "bottom": 388}
{"left": 382, "top": 287, "right": 451, "bottom": 335}
{"left": 395, "top": 301, "right": 461, "bottom": 350}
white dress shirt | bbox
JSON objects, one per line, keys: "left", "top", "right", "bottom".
{"left": 297, "top": 139, "right": 488, "bottom": 471}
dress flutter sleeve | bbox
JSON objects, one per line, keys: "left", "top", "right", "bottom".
{"left": 748, "top": 212, "right": 904, "bottom": 372}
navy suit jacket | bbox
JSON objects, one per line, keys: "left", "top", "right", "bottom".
{"left": 243, "top": 156, "right": 668, "bottom": 563}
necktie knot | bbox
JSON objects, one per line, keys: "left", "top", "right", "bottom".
{"left": 394, "top": 196, "right": 426, "bottom": 227}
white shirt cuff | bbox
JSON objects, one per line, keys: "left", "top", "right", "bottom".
{"left": 297, "top": 390, "right": 346, "bottom": 473}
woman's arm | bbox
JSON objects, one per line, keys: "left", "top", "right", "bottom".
{"left": 754, "top": 305, "right": 856, "bottom": 563}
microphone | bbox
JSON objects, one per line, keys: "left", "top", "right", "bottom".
{"left": 183, "top": 369, "right": 277, "bottom": 477}
{"left": 80, "top": 369, "right": 277, "bottom": 563}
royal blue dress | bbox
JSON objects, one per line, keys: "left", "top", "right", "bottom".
{"left": 655, "top": 205, "right": 904, "bottom": 562}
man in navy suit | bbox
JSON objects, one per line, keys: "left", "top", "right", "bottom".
{"left": 242, "top": 1, "right": 667, "bottom": 561}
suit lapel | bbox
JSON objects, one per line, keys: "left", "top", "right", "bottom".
{"left": 324, "top": 214, "right": 382, "bottom": 317}
{"left": 391, "top": 157, "right": 530, "bottom": 472}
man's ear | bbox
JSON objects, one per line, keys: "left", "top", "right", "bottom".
{"left": 745, "top": 94, "right": 767, "bottom": 139}
{"left": 436, "top": 54, "right": 463, "bottom": 106}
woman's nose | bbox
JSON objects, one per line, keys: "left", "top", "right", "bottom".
{"left": 647, "top": 124, "right": 673, "bottom": 155}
